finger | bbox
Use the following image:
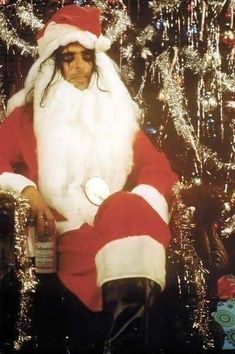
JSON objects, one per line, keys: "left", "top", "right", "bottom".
{"left": 36, "top": 212, "right": 45, "bottom": 240}
{"left": 44, "top": 209, "right": 56, "bottom": 236}
{"left": 45, "top": 217, "right": 56, "bottom": 237}
{"left": 28, "top": 210, "right": 36, "bottom": 226}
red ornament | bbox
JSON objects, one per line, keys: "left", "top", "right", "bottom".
{"left": 217, "top": 275, "right": 235, "bottom": 300}
{"left": 220, "top": 29, "right": 235, "bottom": 47}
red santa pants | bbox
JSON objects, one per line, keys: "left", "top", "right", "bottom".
{"left": 57, "top": 191, "right": 171, "bottom": 312}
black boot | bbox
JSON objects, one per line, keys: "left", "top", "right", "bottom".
{"left": 102, "top": 278, "right": 161, "bottom": 354}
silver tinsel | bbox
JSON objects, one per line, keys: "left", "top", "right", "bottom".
{"left": 207, "top": 0, "right": 227, "bottom": 15}
{"left": 120, "top": 44, "right": 134, "bottom": 61}
{"left": 221, "top": 215, "right": 235, "bottom": 238}
{"left": 92, "top": 0, "right": 132, "bottom": 42}
{"left": 220, "top": 73, "right": 235, "bottom": 93}
{"left": 148, "top": 0, "right": 181, "bottom": 16}
{"left": 183, "top": 46, "right": 235, "bottom": 99}
{"left": 15, "top": 2, "right": 43, "bottom": 31}
{"left": 183, "top": 47, "right": 222, "bottom": 74}
{"left": 120, "top": 64, "right": 135, "bottom": 84}
{"left": 105, "top": 8, "right": 132, "bottom": 42}
{"left": 135, "top": 59, "right": 150, "bottom": 108}
{"left": 91, "top": 0, "right": 107, "bottom": 12}
{"left": 199, "top": 145, "right": 235, "bottom": 173}
{"left": 155, "top": 50, "right": 235, "bottom": 173}
{"left": 120, "top": 44, "right": 135, "bottom": 83}
{"left": 0, "top": 12, "right": 37, "bottom": 57}
{"left": 154, "top": 50, "right": 200, "bottom": 158}
{"left": 136, "top": 25, "right": 155, "bottom": 47}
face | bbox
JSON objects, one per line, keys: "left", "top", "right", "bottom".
{"left": 60, "top": 42, "right": 93, "bottom": 90}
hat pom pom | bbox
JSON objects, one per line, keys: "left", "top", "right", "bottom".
{"left": 95, "top": 35, "right": 111, "bottom": 52}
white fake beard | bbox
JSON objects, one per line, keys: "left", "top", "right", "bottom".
{"left": 33, "top": 54, "right": 139, "bottom": 225}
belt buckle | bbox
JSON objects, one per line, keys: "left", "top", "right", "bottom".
{"left": 84, "top": 177, "right": 111, "bottom": 206}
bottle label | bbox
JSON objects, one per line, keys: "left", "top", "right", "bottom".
{"left": 35, "top": 241, "right": 56, "bottom": 274}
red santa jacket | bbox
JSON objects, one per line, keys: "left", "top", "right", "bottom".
{"left": 0, "top": 105, "right": 177, "bottom": 201}
{"left": 0, "top": 105, "right": 178, "bottom": 310}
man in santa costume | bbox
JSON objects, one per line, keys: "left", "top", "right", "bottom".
{"left": 0, "top": 4, "right": 177, "bottom": 353}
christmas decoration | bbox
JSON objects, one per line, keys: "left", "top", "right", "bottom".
{"left": 0, "top": 0, "right": 234, "bottom": 351}
{"left": 0, "top": 12, "right": 37, "bottom": 56}
{"left": 217, "top": 274, "right": 235, "bottom": 300}
{"left": 0, "top": 189, "right": 37, "bottom": 350}
{"left": 15, "top": 1, "right": 43, "bottom": 31}
{"left": 169, "top": 182, "right": 214, "bottom": 350}
{"left": 0, "top": 65, "right": 6, "bottom": 123}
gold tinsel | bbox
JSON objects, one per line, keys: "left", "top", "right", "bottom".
{"left": 169, "top": 182, "right": 215, "bottom": 350}
{"left": 0, "top": 189, "right": 38, "bottom": 350}
{"left": 0, "top": 65, "right": 6, "bottom": 124}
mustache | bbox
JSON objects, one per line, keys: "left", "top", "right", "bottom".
{"left": 67, "top": 72, "right": 90, "bottom": 80}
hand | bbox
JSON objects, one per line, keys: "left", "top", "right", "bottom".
{"left": 22, "top": 186, "right": 56, "bottom": 240}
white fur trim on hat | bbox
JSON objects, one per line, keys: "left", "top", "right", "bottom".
{"left": 131, "top": 184, "right": 169, "bottom": 224}
{"left": 38, "top": 22, "right": 111, "bottom": 60}
{"left": 95, "top": 235, "right": 166, "bottom": 289}
{"left": 95, "top": 35, "right": 111, "bottom": 52}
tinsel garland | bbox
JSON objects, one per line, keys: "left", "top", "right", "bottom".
{"left": 136, "top": 25, "right": 156, "bottom": 47}
{"left": 0, "top": 189, "right": 38, "bottom": 350}
{"left": 232, "top": 0, "right": 235, "bottom": 10}
{"left": 92, "top": 0, "right": 134, "bottom": 83}
{"left": 0, "top": 103, "right": 6, "bottom": 123}
{"left": 148, "top": 0, "right": 181, "bottom": 16}
{"left": 15, "top": 1, "right": 43, "bottom": 31}
{"left": 0, "top": 65, "right": 6, "bottom": 124}
{"left": 221, "top": 192, "right": 235, "bottom": 238}
{"left": 105, "top": 8, "right": 132, "bottom": 42}
{"left": 168, "top": 181, "right": 214, "bottom": 350}
{"left": 0, "top": 12, "right": 37, "bottom": 57}
{"left": 154, "top": 50, "right": 235, "bottom": 174}
{"left": 183, "top": 47, "right": 235, "bottom": 93}
{"left": 221, "top": 215, "right": 235, "bottom": 238}
{"left": 135, "top": 60, "right": 150, "bottom": 108}
{"left": 92, "top": 0, "right": 132, "bottom": 42}
{"left": 119, "top": 43, "right": 135, "bottom": 83}
{"left": 153, "top": 50, "right": 201, "bottom": 159}
{"left": 0, "top": 100, "right": 5, "bottom": 123}
{"left": 207, "top": 0, "right": 228, "bottom": 15}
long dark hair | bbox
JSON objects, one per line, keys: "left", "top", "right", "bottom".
{"left": 39, "top": 46, "right": 106, "bottom": 106}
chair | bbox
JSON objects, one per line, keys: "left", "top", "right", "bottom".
{"left": 0, "top": 185, "right": 233, "bottom": 353}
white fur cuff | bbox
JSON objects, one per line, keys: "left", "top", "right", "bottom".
{"left": 95, "top": 235, "right": 166, "bottom": 289}
{"left": 0, "top": 172, "right": 37, "bottom": 193}
{"left": 131, "top": 184, "right": 169, "bottom": 224}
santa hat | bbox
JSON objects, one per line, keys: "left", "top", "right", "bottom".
{"left": 6, "top": 5, "right": 111, "bottom": 115}
{"left": 37, "top": 5, "right": 111, "bottom": 60}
